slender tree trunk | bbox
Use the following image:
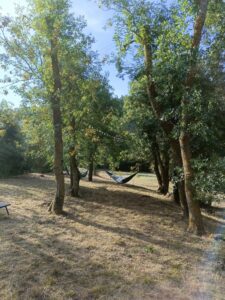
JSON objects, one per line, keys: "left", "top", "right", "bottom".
{"left": 143, "top": 40, "right": 189, "bottom": 217}
{"left": 179, "top": 132, "right": 205, "bottom": 234}
{"left": 88, "top": 159, "right": 94, "bottom": 182}
{"left": 170, "top": 140, "right": 189, "bottom": 217}
{"left": 163, "top": 150, "right": 170, "bottom": 194}
{"left": 70, "top": 151, "right": 80, "bottom": 197}
{"left": 70, "top": 162, "right": 73, "bottom": 189}
{"left": 152, "top": 142, "right": 169, "bottom": 194}
{"left": 152, "top": 142, "right": 163, "bottom": 191}
{"left": 178, "top": 0, "right": 208, "bottom": 234}
{"left": 69, "top": 117, "right": 80, "bottom": 197}
{"left": 153, "top": 152, "right": 163, "bottom": 192}
{"left": 173, "top": 183, "right": 180, "bottom": 205}
{"left": 48, "top": 38, "right": 65, "bottom": 214}
{"left": 155, "top": 145, "right": 169, "bottom": 194}
{"left": 151, "top": 136, "right": 170, "bottom": 194}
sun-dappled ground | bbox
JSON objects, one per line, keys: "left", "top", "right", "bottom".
{"left": 0, "top": 173, "right": 225, "bottom": 300}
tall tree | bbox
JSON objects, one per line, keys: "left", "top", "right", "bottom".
{"left": 123, "top": 79, "right": 170, "bottom": 194}
{"left": 99, "top": 0, "right": 189, "bottom": 215}
{"left": 99, "top": 0, "right": 220, "bottom": 233}
{"left": 75, "top": 76, "right": 122, "bottom": 181}
{"left": 44, "top": 5, "right": 65, "bottom": 213}
{"left": 178, "top": 0, "right": 208, "bottom": 234}
{"left": 0, "top": 0, "right": 91, "bottom": 213}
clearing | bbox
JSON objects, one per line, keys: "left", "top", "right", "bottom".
{"left": 0, "top": 173, "right": 225, "bottom": 300}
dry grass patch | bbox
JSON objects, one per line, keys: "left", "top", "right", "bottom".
{"left": 0, "top": 173, "right": 225, "bottom": 299}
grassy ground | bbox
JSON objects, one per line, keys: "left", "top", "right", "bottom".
{"left": 0, "top": 172, "right": 225, "bottom": 300}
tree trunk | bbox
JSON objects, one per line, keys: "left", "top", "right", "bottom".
{"left": 163, "top": 150, "right": 170, "bottom": 194}
{"left": 179, "top": 132, "right": 205, "bottom": 234}
{"left": 88, "top": 159, "right": 94, "bottom": 182}
{"left": 143, "top": 40, "right": 188, "bottom": 217}
{"left": 142, "top": 0, "right": 208, "bottom": 228}
{"left": 70, "top": 152, "right": 80, "bottom": 197}
{"left": 152, "top": 142, "right": 169, "bottom": 194}
{"left": 155, "top": 145, "right": 169, "bottom": 194}
{"left": 173, "top": 183, "right": 180, "bottom": 205}
{"left": 48, "top": 38, "right": 65, "bottom": 214}
{"left": 178, "top": 0, "right": 208, "bottom": 234}
{"left": 69, "top": 117, "right": 80, "bottom": 197}
{"left": 153, "top": 153, "right": 163, "bottom": 192}
{"left": 152, "top": 143, "right": 163, "bottom": 191}
{"left": 170, "top": 140, "right": 189, "bottom": 217}
{"left": 70, "top": 163, "right": 73, "bottom": 189}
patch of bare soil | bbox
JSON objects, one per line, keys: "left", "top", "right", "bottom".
{"left": 0, "top": 173, "right": 224, "bottom": 300}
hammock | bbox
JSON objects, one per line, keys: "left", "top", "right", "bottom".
{"left": 106, "top": 170, "right": 138, "bottom": 184}
{"left": 79, "top": 169, "right": 88, "bottom": 178}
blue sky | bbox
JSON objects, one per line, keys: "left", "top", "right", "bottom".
{"left": 0, "top": 0, "right": 129, "bottom": 107}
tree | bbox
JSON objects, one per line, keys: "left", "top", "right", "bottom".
{"left": 99, "top": 0, "right": 224, "bottom": 234}
{"left": 74, "top": 76, "right": 123, "bottom": 181}
{"left": 177, "top": 0, "right": 208, "bottom": 234}
{"left": 99, "top": 0, "right": 190, "bottom": 216}
{"left": 57, "top": 17, "right": 93, "bottom": 196}
{"left": 0, "top": 0, "right": 90, "bottom": 213}
{"left": 123, "top": 79, "right": 170, "bottom": 194}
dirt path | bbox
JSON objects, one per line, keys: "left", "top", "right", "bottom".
{"left": 0, "top": 174, "right": 224, "bottom": 300}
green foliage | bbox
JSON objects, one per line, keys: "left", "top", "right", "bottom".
{"left": 122, "top": 75, "right": 170, "bottom": 172}
{"left": 100, "top": 0, "right": 225, "bottom": 200}
{"left": 0, "top": 101, "right": 25, "bottom": 177}
{"left": 193, "top": 158, "right": 225, "bottom": 203}
{"left": 21, "top": 104, "right": 53, "bottom": 172}
{"left": 0, "top": 0, "right": 125, "bottom": 178}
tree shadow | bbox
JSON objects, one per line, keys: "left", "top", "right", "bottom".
{"left": 77, "top": 184, "right": 177, "bottom": 218}
{"left": 1, "top": 174, "right": 221, "bottom": 299}
{"left": 93, "top": 175, "right": 161, "bottom": 195}
{"left": 0, "top": 214, "right": 128, "bottom": 300}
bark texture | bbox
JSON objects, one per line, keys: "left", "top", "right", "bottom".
{"left": 152, "top": 141, "right": 169, "bottom": 194}
{"left": 48, "top": 38, "right": 65, "bottom": 214}
{"left": 179, "top": 133, "right": 204, "bottom": 234}
{"left": 88, "top": 159, "right": 94, "bottom": 182}
{"left": 69, "top": 117, "right": 80, "bottom": 197}
{"left": 70, "top": 152, "right": 80, "bottom": 197}
{"left": 178, "top": 0, "right": 208, "bottom": 234}
{"left": 153, "top": 152, "right": 163, "bottom": 192}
